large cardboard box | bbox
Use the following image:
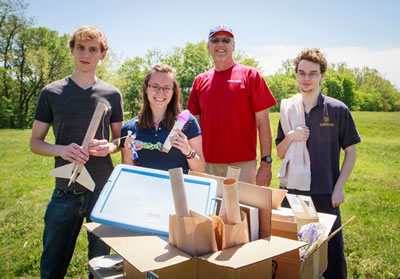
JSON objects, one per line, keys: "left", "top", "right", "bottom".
{"left": 271, "top": 192, "right": 353, "bottom": 279}
{"left": 86, "top": 172, "right": 306, "bottom": 279}
{"left": 85, "top": 222, "right": 305, "bottom": 279}
{"left": 272, "top": 212, "right": 336, "bottom": 279}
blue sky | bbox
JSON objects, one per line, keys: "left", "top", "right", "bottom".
{"left": 26, "top": 0, "right": 400, "bottom": 87}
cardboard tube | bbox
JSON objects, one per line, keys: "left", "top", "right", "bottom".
{"left": 223, "top": 178, "right": 241, "bottom": 224}
{"left": 219, "top": 166, "right": 242, "bottom": 216}
{"left": 226, "top": 166, "right": 241, "bottom": 180}
{"left": 169, "top": 168, "right": 190, "bottom": 217}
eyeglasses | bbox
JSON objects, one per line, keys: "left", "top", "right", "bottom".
{"left": 148, "top": 84, "right": 173, "bottom": 93}
{"left": 209, "top": 37, "right": 232, "bottom": 44}
{"left": 297, "top": 72, "right": 321, "bottom": 79}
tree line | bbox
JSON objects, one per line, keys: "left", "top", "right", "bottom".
{"left": 1, "top": 0, "right": 399, "bottom": 129}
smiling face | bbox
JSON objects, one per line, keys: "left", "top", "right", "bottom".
{"left": 208, "top": 32, "right": 235, "bottom": 70}
{"left": 296, "top": 59, "right": 324, "bottom": 95}
{"left": 70, "top": 39, "right": 106, "bottom": 74}
{"left": 146, "top": 71, "right": 174, "bottom": 112}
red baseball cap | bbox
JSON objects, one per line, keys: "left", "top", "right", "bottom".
{"left": 208, "top": 24, "right": 234, "bottom": 38}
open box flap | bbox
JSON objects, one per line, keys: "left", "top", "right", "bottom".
{"left": 270, "top": 188, "right": 288, "bottom": 209}
{"left": 326, "top": 215, "right": 355, "bottom": 241}
{"left": 85, "top": 223, "right": 306, "bottom": 272}
{"left": 198, "top": 236, "right": 305, "bottom": 269}
{"left": 85, "top": 223, "right": 192, "bottom": 272}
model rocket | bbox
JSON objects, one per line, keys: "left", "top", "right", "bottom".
{"left": 162, "top": 110, "right": 190, "bottom": 153}
{"left": 50, "top": 102, "right": 108, "bottom": 192}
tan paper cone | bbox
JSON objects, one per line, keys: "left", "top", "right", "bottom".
{"left": 223, "top": 178, "right": 241, "bottom": 224}
{"left": 169, "top": 168, "right": 189, "bottom": 217}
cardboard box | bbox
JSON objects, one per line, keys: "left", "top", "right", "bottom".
{"left": 272, "top": 212, "right": 336, "bottom": 279}
{"left": 271, "top": 194, "right": 320, "bottom": 241}
{"left": 85, "top": 172, "right": 306, "bottom": 279}
{"left": 271, "top": 191, "right": 354, "bottom": 279}
{"left": 85, "top": 223, "right": 305, "bottom": 279}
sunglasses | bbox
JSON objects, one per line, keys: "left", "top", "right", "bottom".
{"left": 209, "top": 37, "right": 232, "bottom": 44}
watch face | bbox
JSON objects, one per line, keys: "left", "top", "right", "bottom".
{"left": 262, "top": 156, "right": 272, "bottom": 163}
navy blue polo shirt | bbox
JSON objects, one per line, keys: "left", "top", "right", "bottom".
{"left": 276, "top": 93, "right": 361, "bottom": 195}
{"left": 120, "top": 115, "right": 201, "bottom": 173}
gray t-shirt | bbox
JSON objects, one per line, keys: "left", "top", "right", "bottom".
{"left": 34, "top": 77, "right": 124, "bottom": 191}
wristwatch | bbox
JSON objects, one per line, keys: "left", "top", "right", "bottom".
{"left": 261, "top": 155, "right": 272, "bottom": 163}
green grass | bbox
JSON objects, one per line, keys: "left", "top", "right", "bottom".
{"left": 0, "top": 111, "right": 399, "bottom": 278}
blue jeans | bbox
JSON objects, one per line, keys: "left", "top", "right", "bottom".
{"left": 40, "top": 188, "right": 110, "bottom": 279}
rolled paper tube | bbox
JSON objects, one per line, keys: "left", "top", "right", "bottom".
{"left": 220, "top": 166, "right": 241, "bottom": 216}
{"left": 226, "top": 166, "right": 241, "bottom": 180}
{"left": 223, "top": 178, "right": 241, "bottom": 224}
{"left": 162, "top": 110, "right": 190, "bottom": 153}
{"left": 169, "top": 168, "right": 190, "bottom": 217}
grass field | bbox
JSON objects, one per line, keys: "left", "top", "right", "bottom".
{"left": 0, "top": 111, "right": 399, "bottom": 278}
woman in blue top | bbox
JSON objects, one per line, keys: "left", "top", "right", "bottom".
{"left": 120, "top": 64, "right": 205, "bottom": 173}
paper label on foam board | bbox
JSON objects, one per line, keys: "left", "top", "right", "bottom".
{"left": 286, "top": 194, "right": 304, "bottom": 213}
{"left": 299, "top": 195, "right": 317, "bottom": 218}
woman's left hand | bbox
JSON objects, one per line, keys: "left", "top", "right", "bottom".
{"left": 170, "top": 129, "right": 191, "bottom": 156}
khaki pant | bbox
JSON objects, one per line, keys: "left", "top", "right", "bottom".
{"left": 205, "top": 160, "right": 257, "bottom": 185}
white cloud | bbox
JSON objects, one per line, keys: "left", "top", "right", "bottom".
{"left": 246, "top": 45, "right": 400, "bottom": 89}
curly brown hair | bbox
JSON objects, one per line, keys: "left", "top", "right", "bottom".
{"left": 294, "top": 48, "right": 327, "bottom": 74}
{"left": 69, "top": 25, "right": 108, "bottom": 53}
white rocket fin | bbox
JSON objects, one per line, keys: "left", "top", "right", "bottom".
{"left": 50, "top": 163, "right": 76, "bottom": 179}
{"left": 50, "top": 163, "right": 95, "bottom": 192}
{"left": 76, "top": 166, "right": 95, "bottom": 192}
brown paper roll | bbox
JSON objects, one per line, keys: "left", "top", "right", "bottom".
{"left": 223, "top": 178, "right": 241, "bottom": 224}
{"left": 220, "top": 166, "right": 242, "bottom": 216}
{"left": 226, "top": 166, "right": 241, "bottom": 180}
{"left": 169, "top": 168, "right": 189, "bottom": 217}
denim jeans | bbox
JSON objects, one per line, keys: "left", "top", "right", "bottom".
{"left": 40, "top": 188, "right": 110, "bottom": 279}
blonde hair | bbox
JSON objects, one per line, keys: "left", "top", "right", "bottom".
{"left": 69, "top": 25, "right": 108, "bottom": 52}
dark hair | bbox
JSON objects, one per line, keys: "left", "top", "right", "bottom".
{"left": 138, "top": 64, "right": 182, "bottom": 130}
{"left": 69, "top": 25, "right": 108, "bottom": 52}
{"left": 294, "top": 48, "right": 327, "bottom": 74}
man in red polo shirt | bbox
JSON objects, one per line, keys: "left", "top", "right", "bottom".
{"left": 187, "top": 24, "right": 277, "bottom": 185}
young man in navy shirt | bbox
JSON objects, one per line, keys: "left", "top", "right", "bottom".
{"left": 276, "top": 48, "right": 360, "bottom": 279}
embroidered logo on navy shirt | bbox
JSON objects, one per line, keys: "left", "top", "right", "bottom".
{"left": 320, "top": 116, "right": 334, "bottom": 127}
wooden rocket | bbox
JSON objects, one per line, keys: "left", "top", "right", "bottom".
{"left": 50, "top": 102, "right": 108, "bottom": 192}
